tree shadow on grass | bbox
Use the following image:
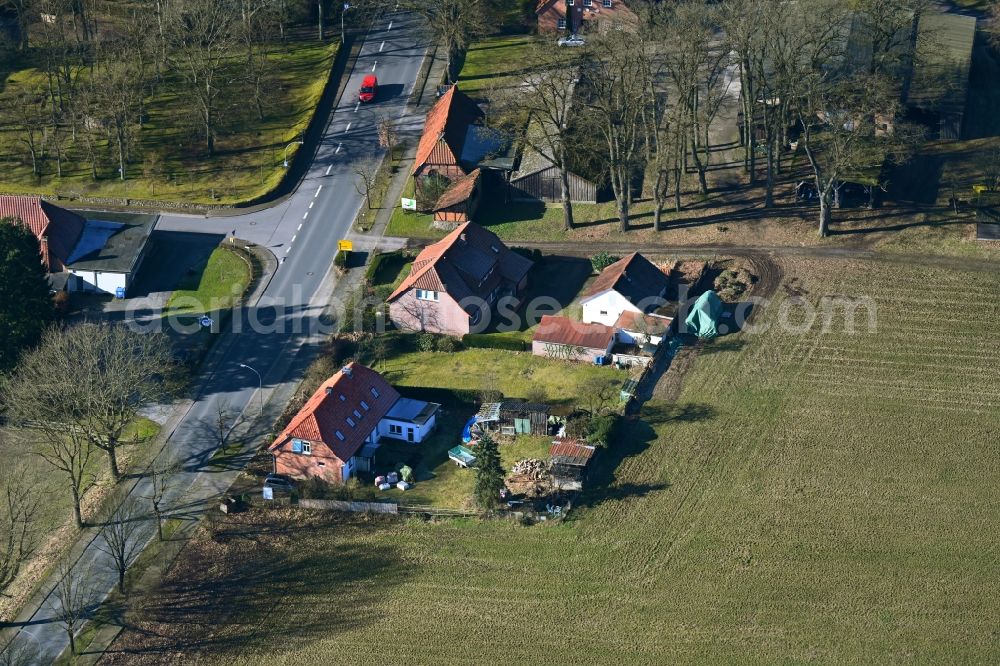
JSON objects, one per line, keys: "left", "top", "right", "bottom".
{"left": 100, "top": 512, "right": 406, "bottom": 663}
{"left": 576, "top": 402, "right": 715, "bottom": 510}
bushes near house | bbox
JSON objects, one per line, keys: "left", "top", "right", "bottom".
{"left": 586, "top": 413, "right": 620, "bottom": 448}
{"left": 591, "top": 252, "right": 622, "bottom": 273}
{"left": 462, "top": 333, "right": 528, "bottom": 352}
{"left": 714, "top": 268, "right": 754, "bottom": 302}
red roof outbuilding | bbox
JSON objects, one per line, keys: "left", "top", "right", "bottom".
{"left": 0, "top": 195, "right": 85, "bottom": 271}
{"left": 532, "top": 315, "right": 616, "bottom": 350}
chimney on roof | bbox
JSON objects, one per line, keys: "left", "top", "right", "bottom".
{"left": 342, "top": 365, "right": 353, "bottom": 377}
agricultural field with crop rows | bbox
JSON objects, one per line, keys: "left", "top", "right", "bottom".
{"left": 105, "top": 256, "right": 1000, "bottom": 664}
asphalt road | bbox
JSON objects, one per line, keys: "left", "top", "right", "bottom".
{"left": 6, "top": 10, "right": 427, "bottom": 663}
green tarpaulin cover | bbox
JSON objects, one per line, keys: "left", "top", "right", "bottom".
{"left": 685, "top": 290, "right": 723, "bottom": 339}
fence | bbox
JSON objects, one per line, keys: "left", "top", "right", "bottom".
{"left": 297, "top": 499, "right": 398, "bottom": 514}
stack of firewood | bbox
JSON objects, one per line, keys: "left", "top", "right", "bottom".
{"left": 511, "top": 458, "right": 549, "bottom": 480}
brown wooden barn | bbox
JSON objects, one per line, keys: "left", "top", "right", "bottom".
{"left": 510, "top": 147, "right": 598, "bottom": 204}
{"left": 498, "top": 401, "right": 551, "bottom": 436}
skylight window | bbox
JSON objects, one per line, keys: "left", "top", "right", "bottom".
{"left": 335, "top": 431, "right": 345, "bottom": 441}
{"left": 370, "top": 387, "right": 380, "bottom": 398}
{"left": 346, "top": 417, "right": 356, "bottom": 427}
{"left": 353, "top": 409, "right": 362, "bottom": 419}
{"left": 360, "top": 400, "right": 370, "bottom": 411}
{"left": 338, "top": 394, "right": 346, "bottom": 401}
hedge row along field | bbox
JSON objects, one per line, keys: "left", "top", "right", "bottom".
{"left": 105, "top": 256, "right": 1000, "bottom": 664}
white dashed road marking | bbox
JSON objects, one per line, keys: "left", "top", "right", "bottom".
{"left": 285, "top": 246, "right": 291, "bottom": 254}
{"left": 335, "top": 143, "right": 342, "bottom": 154}
{"left": 379, "top": 41, "right": 385, "bottom": 52}
{"left": 303, "top": 212, "right": 309, "bottom": 220}
{"left": 297, "top": 223, "right": 303, "bottom": 231}
{"left": 345, "top": 122, "right": 352, "bottom": 132}
{"left": 372, "top": 62, "right": 377, "bottom": 72}
{"left": 315, "top": 185, "right": 323, "bottom": 197}
{"left": 326, "top": 164, "right": 332, "bottom": 175}
{"left": 309, "top": 201, "right": 314, "bottom": 209}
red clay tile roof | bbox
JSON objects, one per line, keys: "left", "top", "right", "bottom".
{"left": 549, "top": 439, "right": 596, "bottom": 466}
{"left": 269, "top": 362, "right": 400, "bottom": 462}
{"left": 614, "top": 311, "right": 673, "bottom": 336}
{"left": 433, "top": 169, "right": 482, "bottom": 211}
{"left": 412, "top": 85, "right": 483, "bottom": 176}
{"left": 583, "top": 252, "right": 670, "bottom": 309}
{"left": 388, "top": 221, "right": 532, "bottom": 303}
{"left": 533, "top": 315, "right": 615, "bottom": 350}
{"left": 0, "top": 196, "right": 85, "bottom": 271}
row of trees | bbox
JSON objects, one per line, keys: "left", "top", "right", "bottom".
{"left": 489, "top": 0, "right": 930, "bottom": 236}
{"left": 0, "top": 0, "right": 366, "bottom": 183}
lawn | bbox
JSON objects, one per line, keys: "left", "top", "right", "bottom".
{"left": 163, "top": 246, "right": 252, "bottom": 317}
{"left": 105, "top": 254, "right": 1000, "bottom": 663}
{"left": 0, "top": 38, "right": 337, "bottom": 205}
{"left": 456, "top": 35, "right": 538, "bottom": 99}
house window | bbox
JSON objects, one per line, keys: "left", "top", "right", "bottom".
{"left": 603, "top": 0, "right": 612, "bottom": 7}
{"left": 557, "top": 17, "right": 566, "bottom": 29}
{"left": 291, "top": 439, "right": 304, "bottom": 453}
{"left": 302, "top": 442, "right": 311, "bottom": 454}
{"left": 389, "top": 424, "right": 403, "bottom": 435}
{"left": 370, "top": 387, "right": 380, "bottom": 398}
{"left": 335, "top": 431, "right": 345, "bottom": 441}
{"left": 568, "top": 0, "right": 574, "bottom": 5}
{"left": 346, "top": 417, "right": 356, "bottom": 427}
{"left": 583, "top": 0, "right": 592, "bottom": 7}
{"left": 416, "top": 289, "right": 439, "bottom": 301}
{"left": 360, "top": 400, "right": 370, "bottom": 411}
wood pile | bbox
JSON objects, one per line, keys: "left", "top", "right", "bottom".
{"left": 510, "top": 458, "right": 549, "bottom": 481}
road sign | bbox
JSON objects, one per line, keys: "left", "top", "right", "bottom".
{"left": 115, "top": 287, "right": 125, "bottom": 299}
{"left": 200, "top": 316, "right": 214, "bottom": 328}
{"left": 262, "top": 486, "right": 274, "bottom": 501}
{"left": 338, "top": 239, "right": 353, "bottom": 252}
{"left": 401, "top": 197, "right": 417, "bottom": 211}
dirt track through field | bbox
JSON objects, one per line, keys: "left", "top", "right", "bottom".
{"left": 510, "top": 240, "right": 999, "bottom": 274}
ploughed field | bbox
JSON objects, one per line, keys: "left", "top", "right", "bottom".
{"left": 105, "top": 256, "right": 1000, "bottom": 664}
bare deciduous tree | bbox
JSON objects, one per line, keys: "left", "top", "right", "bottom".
{"left": 408, "top": 0, "right": 487, "bottom": 83}
{"left": 491, "top": 44, "right": 583, "bottom": 231}
{"left": 52, "top": 560, "right": 95, "bottom": 655}
{"left": 582, "top": 38, "right": 648, "bottom": 232}
{"left": 97, "top": 496, "right": 147, "bottom": 595}
{"left": 0, "top": 464, "right": 38, "bottom": 599}
{"left": 166, "top": 0, "right": 239, "bottom": 156}
{"left": 355, "top": 163, "right": 378, "bottom": 209}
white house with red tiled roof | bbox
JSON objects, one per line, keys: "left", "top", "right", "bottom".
{"left": 387, "top": 222, "right": 532, "bottom": 337}
{"left": 269, "top": 363, "right": 440, "bottom": 483}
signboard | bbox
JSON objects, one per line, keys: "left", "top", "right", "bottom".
{"left": 115, "top": 287, "right": 126, "bottom": 299}
{"left": 262, "top": 486, "right": 274, "bottom": 501}
{"left": 401, "top": 197, "right": 418, "bottom": 211}
{"left": 338, "top": 239, "right": 353, "bottom": 252}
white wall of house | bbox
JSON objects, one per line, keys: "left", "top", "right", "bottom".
{"left": 531, "top": 339, "right": 613, "bottom": 363}
{"left": 68, "top": 269, "right": 128, "bottom": 295}
{"left": 617, "top": 328, "right": 664, "bottom": 347}
{"left": 377, "top": 413, "right": 437, "bottom": 444}
{"left": 581, "top": 290, "right": 641, "bottom": 327}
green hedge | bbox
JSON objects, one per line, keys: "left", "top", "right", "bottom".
{"left": 462, "top": 333, "right": 527, "bottom": 352}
